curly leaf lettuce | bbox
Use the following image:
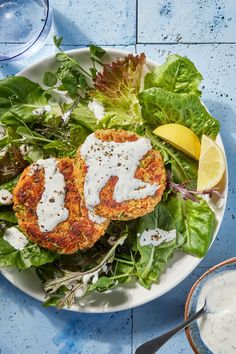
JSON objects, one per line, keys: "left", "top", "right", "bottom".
{"left": 139, "top": 88, "right": 220, "bottom": 139}
{"left": 144, "top": 54, "right": 202, "bottom": 95}
{"left": 166, "top": 194, "right": 216, "bottom": 258}
{"left": 136, "top": 203, "right": 184, "bottom": 288}
{"left": 92, "top": 53, "right": 146, "bottom": 127}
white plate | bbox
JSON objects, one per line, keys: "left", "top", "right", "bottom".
{"left": 0, "top": 48, "right": 228, "bottom": 313}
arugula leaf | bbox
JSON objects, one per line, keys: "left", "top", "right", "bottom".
{"left": 0, "top": 236, "right": 58, "bottom": 269}
{"left": 144, "top": 54, "right": 202, "bottom": 96}
{"left": 146, "top": 129, "right": 198, "bottom": 188}
{"left": 136, "top": 203, "right": 183, "bottom": 288}
{"left": 166, "top": 194, "right": 216, "bottom": 257}
{"left": 139, "top": 88, "right": 220, "bottom": 139}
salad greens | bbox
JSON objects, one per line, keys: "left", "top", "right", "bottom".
{"left": 146, "top": 130, "right": 198, "bottom": 188}
{"left": 139, "top": 88, "right": 220, "bottom": 139}
{"left": 136, "top": 203, "right": 184, "bottom": 288}
{"left": 0, "top": 37, "right": 221, "bottom": 308}
{"left": 0, "top": 236, "right": 57, "bottom": 269}
{"left": 144, "top": 54, "right": 203, "bottom": 96}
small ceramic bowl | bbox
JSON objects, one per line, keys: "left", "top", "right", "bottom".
{"left": 184, "top": 257, "right": 236, "bottom": 354}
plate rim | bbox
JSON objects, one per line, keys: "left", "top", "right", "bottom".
{"left": 0, "top": 47, "right": 229, "bottom": 313}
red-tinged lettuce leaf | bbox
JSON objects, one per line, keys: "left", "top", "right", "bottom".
{"left": 92, "top": 53, "right": 146, "bottom": 127}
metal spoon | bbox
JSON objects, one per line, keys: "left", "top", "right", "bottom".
{"left": 135, "top": 304, "right": 206, "bottom": 354}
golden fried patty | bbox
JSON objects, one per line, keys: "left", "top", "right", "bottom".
{"left": 75, "top": 129, "right": 166, "bottom": 220}
{"left": 13, "top": 158, "right": 109, "bottom": 254}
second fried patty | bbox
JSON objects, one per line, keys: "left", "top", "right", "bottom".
{"left": 13, "top": 158, "right": 109, "bottom": 254}
{"left": 75, "top": 129, "right": 166, "bottom": 220}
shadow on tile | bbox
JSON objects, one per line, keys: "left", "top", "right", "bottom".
{"left": 53, "top": 9, "right": 90, "bottom": 46}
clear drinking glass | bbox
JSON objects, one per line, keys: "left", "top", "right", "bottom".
{"left": 0, "top": 0, "right": 53, "bottom": 61}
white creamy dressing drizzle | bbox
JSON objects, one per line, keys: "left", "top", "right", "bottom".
{"left": 88, "top": 100, "right": 105, "bottom": 121}
{"left": 138, "top": 228, "right": 176, "bottom": 246}
{"left": 61, "top": 111, "right": 71, "bottom": 123}
{"left": 197, "top": 270, "right": 236, "bottom": 354}
{"left": 32, "top": 158, "right": 69, "bottom": 232}
{"left": 3, "top": 227, "right": 28, "bottom": 250}
{"left": 0, "top": 190, "right": 13, "bottom": 205}
{"left": 19, "top": 144, "right": 29, "bottom": 156}
{"left": 0, "top": 125, "right": 5, "bottom": 137}
{"left": 32, "top": 105, "right": 51, "bottom": 116}
{"left": 80, "top": 133, "right": 159, "bottom": 224}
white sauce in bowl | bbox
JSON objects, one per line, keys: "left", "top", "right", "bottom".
{"left": 80, "top": 133, "right": 159, "bottom": 223}
{"left": 32, "top": 158, "right": 69, "bottom": 232}
{"left": 197, "top": 270, "right": 236, "bottom": 353}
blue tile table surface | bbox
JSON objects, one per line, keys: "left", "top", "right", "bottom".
{"left": 0, "top": 1, "right": 236, "bottom": 353}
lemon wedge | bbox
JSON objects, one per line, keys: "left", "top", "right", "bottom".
{"left": 153, "top": 123, "right": 201, "bottom": 160}
{"left": 197, "top": 135, "right": 225, "bottom": 191}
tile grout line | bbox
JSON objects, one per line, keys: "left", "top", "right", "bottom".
{"left": 136, "top": 41, "right": 236, "bottom": 45}
{"left": 135, "top": 0, "right": 138, "bottom": 46}
{"left": 131, "top": 308, "right": 134, "bottom": 354}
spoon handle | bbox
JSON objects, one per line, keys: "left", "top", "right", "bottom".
{"left": 135, "top": 305, "right": 205, "bottom": 354}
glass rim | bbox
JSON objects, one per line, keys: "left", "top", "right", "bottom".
{"left": 0, "top": 0, "right": 52, "bottom": 62}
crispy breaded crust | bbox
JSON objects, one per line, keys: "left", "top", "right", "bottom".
{"left": 75, "top": 129, "right": 166, "bottom": 220}
{"left": 13, "top": 158, "right": 109, "bottom": 254}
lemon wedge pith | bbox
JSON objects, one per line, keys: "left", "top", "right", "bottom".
{"left": 153, "top": 123, "right": 201, "bottom": 160}
{"left": 197, "top": 135, "right": 225, "bottom": 191}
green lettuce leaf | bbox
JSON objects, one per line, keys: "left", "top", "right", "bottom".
{"left": 144, "top": 54, "right": 202, "bottom": 95}
{"left": 0, "top": 76, "right": 45, "bottom": 116}
{"left": 70, "top": 103, "right": 99, "bottom": 131}
{"left": 139, "top": 87, "right": 220, "bottom": 139}
{"left": 92, "top": 53, "right": 146, "bottom": 127}
{"left": 136, "top": 203, "right": 184, "bottom": 288}
{"left": 0, "top": 235, "right": 58, "bottom": 269}
{"left": 0, "top": 76, "right": 62, "bottom": 125}
{"left": 166, "top": 194, "right": 216, "bottom": 258}
{"left": 146, "top": 129, "right": 198, "bottom": 188}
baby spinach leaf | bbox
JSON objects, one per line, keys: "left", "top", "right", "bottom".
{"left": 166, "top": 194, "right": 216, "bottom": 258}
{"left": 136, "top": 203, "right": 183, "bottom": 288}
{"left": 0, "top": 235, "right": 58, "bottom": 269}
